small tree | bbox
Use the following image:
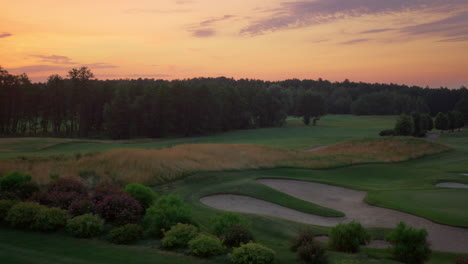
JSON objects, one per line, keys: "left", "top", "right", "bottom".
{"left": 394, "top": 115, "right": 413, "bottom": 136}
{"left": 386, "top": 222, "right": 431, "bottom": 264}
{"left": 434, "top": 112, "right": 449, "bottom": 133}
{"left": 447, "top": 111, "right": 457, "bottom": 132}
{"left": 453, "top": 111, "right": 465, "bottom": 131}
{"left": 411, "top": 112, "right": 424, "bottom": 137}
{"left": 297, "top": 91, "right": 326, "bottom": 126}
{"left": 420, "top": 114, "right": 433, "bottom": 131}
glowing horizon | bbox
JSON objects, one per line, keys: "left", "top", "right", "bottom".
{"left": 1, "top": 0, "right": 467, "bottom": 88}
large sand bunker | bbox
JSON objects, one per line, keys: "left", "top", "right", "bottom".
{"left": 201, "top": 179, "right": 468, "bottom": 253}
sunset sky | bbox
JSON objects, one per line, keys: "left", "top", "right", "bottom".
{"left": 1, "top": 0, "right": 467, "bottom": 87}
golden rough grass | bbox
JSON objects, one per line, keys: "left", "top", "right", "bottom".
{"left": 0, "top": 138, "right": 450, "bottom": 185}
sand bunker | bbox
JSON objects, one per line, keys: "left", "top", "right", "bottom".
{"left": 201, "top": 179, "right": 468, "bottom": 253}
{"left": 436, "top": 182, "right": 468, "bottom": 189}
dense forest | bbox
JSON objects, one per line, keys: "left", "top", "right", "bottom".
{"left": 1, "top": 66, "right": 467, "bottom": 139}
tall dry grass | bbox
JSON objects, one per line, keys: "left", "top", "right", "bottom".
{"left": 0, "top": 138, "right": 450, "bottom": 185}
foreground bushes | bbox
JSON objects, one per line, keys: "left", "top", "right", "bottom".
{"left": 212, "top": 212, "right": 249, "bottom": 237}
{"left": 188, "top": 234, "right": 224, "bottom": 257}
{"left": 329, "top": 221, "right": 370, "bottom": 253}
{"left": 67, "top": 214, "right": 104, "bottom": 238}
{"left": 95, "top": 194, "right": 143, "bottom": 225}
{"left": 6, "top": 202, "right": 44, "bottom": 228}
{"left": 386, "top": 222, "right": 431, "bottom": 264}
{"left": 125, "top": 183, "right": 157, "bottom": 208}
{"left": 223, "top": 224, "right": 254, "bottom": 247}
{"left": 230, "top": 242, "right": 276, "bottom": 264}
{"left": 32, "top": 207, "right": 69, "bottom": 231}
{"left": 109, "top": 224, "right": 144, "bottom": 244}
{"left": 0, "top": 171, "right": 38, "bottom": 200}
{"left": 0, "top": 200, "right": 17, "bottom": 222}
{"left": 143, "top": 194, "right": 192, "bottom": 237}
{"left": 161, "top": 223, "right": 199, "bottom": 249}
{"left": 290, "top": 228, "right": 327, "bottom": 264}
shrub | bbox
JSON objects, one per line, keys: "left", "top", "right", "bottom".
{"left": 0, "top": 171, "right": 32, "bottom": 192}
{"left": 456, "top": 257, "right": 468, "bottom": 264}
{"left": 379, "top": 129, "right": 395, "bottom": 136}
{"left": 223, "top": 224, "right": 254, "bottom": 247}
{"left": 394, "top": 115, "right": 413, "bottom": 136}
{"left": 92, "top": 183, "right": 124, "bottom": 203}
{"left": 0, "top": 200, "right": 17, "bottom": 222}
{"left": 329, "top": 221, "right": 370, "bottom": 253}
{"left": 290, "top": 228, "right": 316, "bottom": 252}
{"left": 161, "top": 223, "right": 199, "bottom": 249}
{"left": 68, "top": 197, "right": 95, "bottom": 216}
{"left": 16, "top": 182, "right": 39, "bottom": 200}
{"left": 67, "top": 214, "right": 104, "bottom": 238}
{"left": 386, "top": 222, "right": 431, "bottom": 264}
{"left": 124, "top": 183, "right": 157, "bottom": 208}
{"left": 32, "top": 207, "right": 69, "bottom": 231}
{"left": 297, "top": 242, "right": 328, "bottom": 264}
{"left": 47, "top": 191, "right": 84, "bottom": 210}
{"left": 212, "top": 212, "right": 249, "bottom": 237}
{"left": 189, "top": 234, "right": 224, "bottom": 257}
{"left": 229, "top": 242, "right": 276, "bottom": 264}
{"left": 6, "top": 202, "right": 45, "bottom": 228}
{"left": 95, "top": 194, "right": 143, "bottom": 225}
{"left": 47, "top": 177, "right": 88, "bottom": 195}
{"left": 109, "top": 224, "right": 144, "bottom": 244}
{"left": 143, "top": 194, "right": 192, "bottom": 237}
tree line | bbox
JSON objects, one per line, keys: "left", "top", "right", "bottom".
{"left": 1, "top": 66, "right": 467, "bottom": 139}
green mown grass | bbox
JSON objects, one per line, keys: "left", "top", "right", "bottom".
{"left": 0, "top": 115, "right": 396, "bottom": 159}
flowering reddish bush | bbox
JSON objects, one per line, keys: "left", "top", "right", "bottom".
{"left": 222, "top": 224, "right": 254, "bottom": 247}
{"left": 92, "top": 183, "right": 124, "bottom": 203}
{"left": 47, "top": 191, "right": 86, "bottom": 210}
{"left": 297, "top": 242, "right": 328, "bottom": 264}
{"left": 29, "top": 191, "right": 49, "bottom": 205}
{"left": 95, "top": 194, "right": 143, "bottom": 225}
{"left": 68, "top": 197, "right": 95, "bottom": 216}
{"left": 290, "top": 228, "right": 316, "bottom": 252}
{"left": 456, "top": 257, "right": 468, "bottom": 264}
{"left": 47, "top": 177, "right": 88, "bottom": 196}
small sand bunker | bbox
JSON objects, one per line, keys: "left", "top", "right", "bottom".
{"left": 436, "top": 182, "right": 468, "bottom": 189}
{"left": 461, "top": 173, "right": 468, "bottom": 176}
{"left": 201, "top": 179, "right": 468, "bottom": 253}
{"left": 306, "top": 145, "right": 327, "bottom": 152}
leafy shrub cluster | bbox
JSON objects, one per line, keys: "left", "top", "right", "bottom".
{"left": 0, "top": 200, "right": 17, "bottom": 223}
{"left": 161, "top": 223, "right": 199, "bottom": 249}
{"left": 0, "top": 171, "right": 38, "bottom": 200}
{"left": 6, "top": 202, "right": 44, "bottom": 228}
{"left": 109, "top": 224, "right": 144, "bottom": 244}
{"left": 92, "top": 183, "right": 124, "bottom": 203}
{"left": 125, "top": 183, "right": 157, "bottom": 208}
{"left": 32, "top": 207, "right": 69, "bottom": 231}
{"left": 290, "top": 228, "right": 327, "bottom": 264}
{"left": 212, "top": 212, "right": 249, "bottom": 236}
{"left": 68, "top": 197, "right": 95, "bottom": 216}
{"left": 229, "top": 242, "right": 276, "bottom": 264}
{"left": 188, "top": 234, "right": 224, "bottom": 257}
{"left": 67, "top": 214, "right": 104, "bottom": 238}
{"left": 386, "top": 222, "right": 431, "bottom": 264}
{"left": 379, "top": 129, "right": 395, "bottom": 137}
{"left": 143, "top": 194, "right": 192, "bottom": 237}
{"left": 223, "top": 224, "right": 255, "bottom": 247}
{"left": 329, "top": 221, "right": 370, "bottom": 253}
{"left": 456, "top": 257, "right": 468, "bottom": 264}
{"left": 95, "top": 194, "right": 143, "bottom": 225}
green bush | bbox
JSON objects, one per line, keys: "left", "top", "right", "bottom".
{"left": 229, "top": 242, "right": 276, "bottom": 264}
{"left": 386, "top": 222, "right": 431, "bottom": 264}
{"left": 109, "top": 224, "right": 144, "bottom": 244}
{"left": 124, "top": 183, "right": 157, "bottom": 208}
{"left": 143, "top": 194, "right": 192, "bottom": 237}
{"left": 394, "top": 115, "right": 413, "bottom": 136}
{"left": 67, "top": 214, "right": 104, "bottom": 238}
{"left": 212, "top": 212, "right": 249, "bottom": 237}
{"left": 161, "top": 223, "right": 198, "bottom": 249}
{"left": 0, "top": 200, "right": 17, "bottom": 222}
{"left": 188, "top": 234, "right": 224, "bottom": 257}
{"left": 0, "top": 171, "right": 32, "bottom": 191}
{"left": 32, "top": 207, "right": 69, "bottom": 231}
{"left": 297, "top": 242, "right": 328, "bottom": 264}
{"left": 223, "top": 224, "right": 254, "bottom": 247}
{"left": 290, "top": 228, "right": 316, "bottom": 252}
{"left": 379, "top": 129, "right": 395, "bottom": 136}
{"left": 6, "top": 202, "right": 45, "bottom": 228}
{"left": 328, "top": 221, "right": 370, "bottom": 253}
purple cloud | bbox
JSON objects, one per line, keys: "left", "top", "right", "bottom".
{"left": 400, "top": 11, "right": 468, "bottom": 41}
{"left": 339, "top": 38, "right": 371, "bottom": 45}
{"left": 360, "top": 28, "right": 395, "bottom": 34}
{"left": 241, "top": 0, "right": 468, "bottom": 35}
{"left": 0, "top": 33, "right": 12, "bottom": 38}
{"left": 200, "top": 15, "right": 235, "bottom": 26}
{"left": 192, "top": 29, "right": 216, "bottom": 38}
{"left": 31, "top": 55, "right": 77, "bottom": 64}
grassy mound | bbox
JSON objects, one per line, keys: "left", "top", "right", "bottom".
{"left": 0, "top": 138, "right": 450, "bottom": 185}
